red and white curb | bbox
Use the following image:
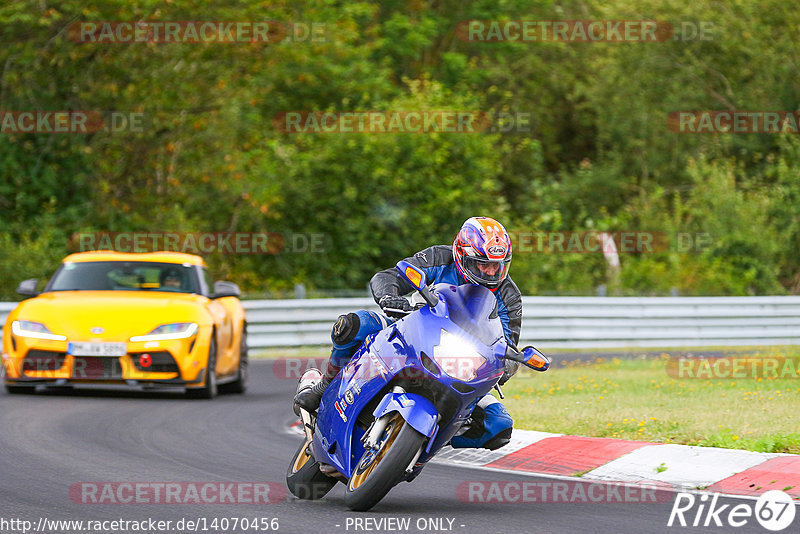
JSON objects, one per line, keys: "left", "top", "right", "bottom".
{"left": 436, "top": 431, "right": 800, "bottom": 500}
{"left": 285, "top": 422, "right": 799, "bottom": 500}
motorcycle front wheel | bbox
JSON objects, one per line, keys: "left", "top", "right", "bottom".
{"left": 344, "top": 413, "right": 426, "bottom": 511}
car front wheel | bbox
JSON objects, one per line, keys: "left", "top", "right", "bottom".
{"left": 186, "top": 334, "right": 218, "bottom": 399}
{"left": 220, "top": 326, "right": 247, "bottom": 394}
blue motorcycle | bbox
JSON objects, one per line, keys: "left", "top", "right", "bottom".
{"left": 287, "top": 261, "right": 550, "bottom": 511}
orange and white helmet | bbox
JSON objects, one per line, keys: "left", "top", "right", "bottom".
{"left": 452, "top": 216, "right": 512, "bottom": 289}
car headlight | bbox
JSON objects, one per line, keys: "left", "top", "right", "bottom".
{"left": 11, "top": 320, "right": 67, "bottom": 341}
{"left": 129, "top": 322, "right": 198, "bottom": 342}
{"left": 432, "top": 329, "right": 487, "bottom": 382}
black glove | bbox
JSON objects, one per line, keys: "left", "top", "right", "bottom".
{"left": 378, "top": 295, "right": 413, "bottom": 318}
{"left": 499, "top": 358, "right": 519, "bottom": 386}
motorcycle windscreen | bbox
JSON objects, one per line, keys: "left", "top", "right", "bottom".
{"left": 434, "top": 283, "right": 505, "bottom": 347}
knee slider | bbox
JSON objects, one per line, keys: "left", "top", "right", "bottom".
{"left": 482, "top": 427, "right": 512, "bottom": 451}
{"left": 332, "top": 312, "right": 360, "bottom": 345}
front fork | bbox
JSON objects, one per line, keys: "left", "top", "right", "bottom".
{"left": 361, "top": 386, "right": 430, "bottom": 474}
{"left": 361, "top": 386, "right": 406, "bottom": 450}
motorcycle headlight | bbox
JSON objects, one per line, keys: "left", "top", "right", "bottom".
{"left": 130, "top": 322, "right": 198, "bottom": 342}
{"left": 11, "top": 320, "right": 67, "bottom": 341}
{"left": 432, "top": 329, "right": 487, "bottom": 382}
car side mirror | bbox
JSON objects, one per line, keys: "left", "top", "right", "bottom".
{"left": 211, "top": 281, "right": 240, "bottom": 299}
{"left": 17, "top": 278, "right": 39, "bottom": 297}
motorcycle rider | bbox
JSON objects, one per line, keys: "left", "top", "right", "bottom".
{"left": 295, "top": 216, "right": 522, "bottom": 450}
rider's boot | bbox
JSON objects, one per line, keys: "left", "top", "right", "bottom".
{"left": 293, "top": 313, "right": 361, "bottom": 412}
{"left": 294, "top": 360, "right": 341, "bottom": 413}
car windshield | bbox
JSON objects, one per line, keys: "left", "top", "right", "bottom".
{"left": 48, "top": 261, "right": 199, "bottom": 294}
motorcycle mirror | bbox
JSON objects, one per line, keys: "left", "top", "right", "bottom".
{"left": 395, "top": 261, "right": 438, "bottom": 308}
{"left": 505, "top": 345, "right": 550, "bottom": 372}
{"left": 396, "top": 260, "right": 427, "bottom": 290}
{"left": 521, "top": 346, "right": 550, "bottom": 371}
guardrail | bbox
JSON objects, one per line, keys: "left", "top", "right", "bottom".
{"left": 4, "top": 296, "right": 798, "bottom": 349}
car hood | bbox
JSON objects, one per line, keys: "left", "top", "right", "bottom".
{"left": 13, "top": 291, "right": 212, "bottom": 341}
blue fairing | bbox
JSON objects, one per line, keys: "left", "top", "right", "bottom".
{"left": 373, "top": 392, "right": 439, "bottom": 442}
{"left": 311, "top": 283, "right": 508, "bottom": 478}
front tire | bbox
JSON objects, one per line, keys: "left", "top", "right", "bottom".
{"left": 344, "top": 414, "right": 426, "bottom": 511}
{"left": 186, "top": 334, "right": 217, "bottom": 399}
{"left": 286, "top": 439, "right": 338, "bottom": 500}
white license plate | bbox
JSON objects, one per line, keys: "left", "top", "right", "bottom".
{"left": 67, "top": 342, "right": 127, "bottom": 357}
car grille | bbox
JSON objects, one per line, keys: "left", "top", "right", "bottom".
{"left": 131, "top": 351, "right": 179, "bottom": 373}
{"left": 72, "top": 357, "right": 123, "bottom": 379}
{"left": 23, "top": 350, "right": 66, "bottom": 373}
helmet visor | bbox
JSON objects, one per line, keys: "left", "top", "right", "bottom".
{"left": 462, "top": 256, "right": 510, "bottom": 286}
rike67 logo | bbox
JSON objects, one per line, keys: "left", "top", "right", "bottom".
{"left": 668, "top": 490, "right": 796, "bottom": 531}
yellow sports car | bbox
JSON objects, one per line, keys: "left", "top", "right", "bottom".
{"left": 2, "top": 251, "right": 247, "bottom": 398}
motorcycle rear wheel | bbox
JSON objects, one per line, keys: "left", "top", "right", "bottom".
{"left": 286, "top": 438, "right": 338, "bottom": 500}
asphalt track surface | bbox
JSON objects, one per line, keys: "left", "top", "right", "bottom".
{"left": 0, "top": 360, "right": 776, "bottom": 534}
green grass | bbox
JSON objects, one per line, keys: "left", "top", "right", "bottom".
{"left": 502, "top": 349, "right": 800, "bottom": 454}
{"left": 255, "top": 346, "right": 800, "bottom": 454}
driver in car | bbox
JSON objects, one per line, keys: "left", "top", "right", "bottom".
{"left": 160, "top": 268, "right": 183, "bottom": 290}
{"left": 295, "top": 216, "right": 523, "bottom": 450}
